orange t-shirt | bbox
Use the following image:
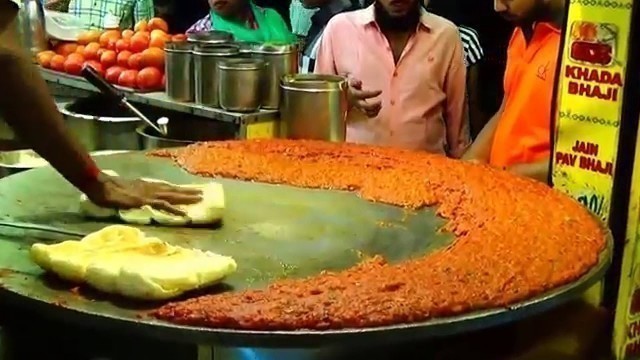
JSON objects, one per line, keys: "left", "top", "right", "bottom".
{"left": 489, "top": 23, "right": 561, "bottom": 168}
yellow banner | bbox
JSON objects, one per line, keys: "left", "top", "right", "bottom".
{"left": 551, "top": 0, "right": 633, "bottom": 222}
{"left": 552, "top": 1, "right": 637, "bottom": 358}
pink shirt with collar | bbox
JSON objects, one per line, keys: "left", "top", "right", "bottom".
{"left": 314, "top": 6, "right": 469, "bottom": 157}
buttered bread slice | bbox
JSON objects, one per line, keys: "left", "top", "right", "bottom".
{"left": 30, "top": 225, "right": 237, "bottom": 300}
{"left": 79, "top": 170, "right": 225, "bottom": 227}
{"left": 30, "top": 225, "right": 147, "bottom": 282}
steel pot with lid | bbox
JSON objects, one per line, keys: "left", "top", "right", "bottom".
{"left": 280, "top": 74, "right": 348, "bottom": 142}
{"left": 187, "top": 30, "right": 234, "bottom": 45}
{"left": 193, "top": 44, "right": 240, "bottom": 107}
{"left": 217, "top": 58, "right": 265, "bottom": 112}
{"left": 236, "top": 41, "right": 261, "bottom": 54}
{"left": 250, "top": 43, "right": 299, "bottom": 109}
{"left": 164, "top": 41, "right": 195, "bottom": 102}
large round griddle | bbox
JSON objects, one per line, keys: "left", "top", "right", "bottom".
{"left": 0, "top": 153, "right": 612, "bottom": 348}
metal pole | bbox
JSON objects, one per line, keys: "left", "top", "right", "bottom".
{"left": 605, "top": 0, "right": 640, "bottom": 311}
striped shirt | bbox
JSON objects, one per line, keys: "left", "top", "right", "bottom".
{"left": 300, "top": 0, "right": 361, "bottom": 73}
{"left": 290, "top": 0, "right": 318, "bottom": 36}
{"left": 67, "top": 0, "right": 154, "bottom": 30}
{"left": 300, "top": 33, "right": 323, "bottom": 73}
{"left": 459, "top": 25, "right": 483, "bottom": 67}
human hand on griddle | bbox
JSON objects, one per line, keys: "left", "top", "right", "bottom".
{"left": 83, "top": 173, "right": 203, "bottom": 215}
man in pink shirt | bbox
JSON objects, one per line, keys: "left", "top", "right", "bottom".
{"left": 314, "top": 0, "right": 469, "bottom": 157}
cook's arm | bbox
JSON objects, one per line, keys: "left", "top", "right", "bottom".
{"left": 462, "top": 97, "right": 506, "bottom": 163}
{"left": 443, "top": 35, "right": 469, "bottom": 158}
{"left": 508, "top": 157, "right": 550, "bottom": 183}
{"left": 0, "top": 1, "right": 99, "bottom": 190}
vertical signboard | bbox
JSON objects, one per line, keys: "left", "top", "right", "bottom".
{"left": 551, "top": 0, "right": 633, "bottom": 221}
{"left": 552, "top": 1, "right": 640, "bottom": 358}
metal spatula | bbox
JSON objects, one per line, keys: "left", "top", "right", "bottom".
{"left": 0, "top": 220, "right": 87, "bottom": 238}
{"left": 80, "top": 65, "right": 169, "bottom": 136}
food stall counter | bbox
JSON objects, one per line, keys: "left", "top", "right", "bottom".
{"left": 40, "top": 69, "right": 278, "bottom": 123}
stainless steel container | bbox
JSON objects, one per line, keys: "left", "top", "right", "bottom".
{"left": 193, "top": 44, "right": 240, "bottom": 107}
{"left": 58, "top": 96, "right": 142, "bottom": 151}
{"left": 217, "top": 58, "right": 265, "bottom": 113}
{"left": 187, "top": 31, "right": 233, "bottom": 45}
{"left": 18, "top": 0, "right": 48, "bottom": 57}
{"left": 237, "top": 41, "right": 260, "bottom": 54}
{"left": 164, "top": 41, "right": 195, "bottom": 102}
{"left": 280, "top": 74, "right": 348, "bottom": 142}
{"left": 137, "top": 126, "right": 194, "bottom": 149}
{"left": 137, "top": 115, "right": 236, "bottom": 149}
{"left": 251, "top": 43, "right": 299, "bottom": 109}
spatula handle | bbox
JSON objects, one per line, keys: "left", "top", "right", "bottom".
{"left": 81, "top": 65, "right": 123, "bottom": 102}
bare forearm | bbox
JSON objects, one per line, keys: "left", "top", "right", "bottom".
{"left": 462, "top": 112, "right": 499, "bottom": 161}
{"left": 507, "top": 158, "right": 550, "bottom": 183}
{"left": 463, "top": 96, "right": 505, "bottom": 162}
{"left": 0, "top": 49, "right": 95, "bottom": 189}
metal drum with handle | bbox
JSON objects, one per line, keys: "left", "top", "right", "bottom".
{"left": 280, "top": 74, "right": 348, "bottom": 142}
{"left": 187, "top": 31, "right": 233, "bottom": 46}
{"left": 193, "top": 44, "right": 240, "bottom": 107}
{"left": 250, "top": 43, "right": 299, "bottom": 109}
{"left": 164, "top": 41, "right": 195, "bottom": 102}
{"left": 217, "top": 58, "right": 265, "bottom": 112}
{"left": 18, "top": 0, "right": 48, "bottom": 56}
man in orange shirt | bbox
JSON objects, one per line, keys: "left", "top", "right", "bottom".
{"left": 464, "top": 0, "right": 565, "bottom": 182}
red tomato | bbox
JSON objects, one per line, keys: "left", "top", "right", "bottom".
{"left": 118, "top": 69, "right": 139, "bottom": 88}
{"left": 116, "top": 50, "right": 132, "bottom": 68}
{"left": 127, "top": 53, "right": 143, "bottom": 70}
{"left": 106, "top": 37, "right": 119, "bottom": 51}
{"left": 83, "top": 60, "right": 104, "bottom": 76}
{"left": 63, "top": 53, "right": 85, "bottom": 75}
{"left": 136, "top": 67, "right": 163, "bottom": 90}
{"left": 50, "top": 54, "right": 66, "bottom": 72}
{"left": 115, "top": 39, "right": 130, "bottom": 53}
{"left": 105, "top": 66, "right": 126, "bottom": 84}
{"left": 100, "top": 50, "right": 117, "bottom": 68}
{"left": 130, "top": 33, "right": 150, "bottom": 53}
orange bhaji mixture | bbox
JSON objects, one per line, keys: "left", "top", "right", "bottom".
{"left": 150, "top": 139, "right": 606, "bottom": 330}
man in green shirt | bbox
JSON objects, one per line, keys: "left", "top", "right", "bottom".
{"left": 186, "top": 0, "right": 295, "bottom": 43}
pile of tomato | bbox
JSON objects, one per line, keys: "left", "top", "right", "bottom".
{"left": 36, "top": 18, "right": 186, "bottom": 91}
